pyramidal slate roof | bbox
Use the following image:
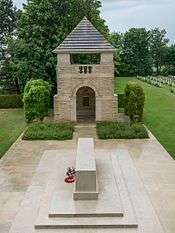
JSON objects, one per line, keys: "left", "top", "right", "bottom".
{"left": 53, "top": 17, "right": 115, "bottom": 54}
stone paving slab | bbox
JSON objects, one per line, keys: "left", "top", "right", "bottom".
{"left": 1, "top": 127, "right": 175, "bottom": 233}
{"left": 49, "top": 190, "right": 123, "bottom": 217}
{"left": 7, "top": 147, "right": 167, "bottom": 232}
{"left": 35, "top": 149, "right": 137, "bottom": 229}
{"left": 49, "top": 147, "right": 123, "bottom": 218}
{"left": 8, "top": 150, "right": 74, "bottom": 233}
{"left": 111, "top": 150, "right": 165, "bottom": 233}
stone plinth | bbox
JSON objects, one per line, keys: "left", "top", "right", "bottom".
{"left": 73, "top": 138, "right": 98, "bottom": 200}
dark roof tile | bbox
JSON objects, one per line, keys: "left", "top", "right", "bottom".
{"left": 53, "top": 17, "right": 115, "bottom": 54}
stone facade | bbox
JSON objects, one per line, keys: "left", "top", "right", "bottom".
{"left": 54, "top": 53, "right": 118, "bottom": 122}
{"left": 53, "top": 17, "right": 118, "bottom": 122}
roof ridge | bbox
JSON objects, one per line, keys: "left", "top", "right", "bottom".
{"left": 53, "top": 17, "right": 115, "bottom": 54}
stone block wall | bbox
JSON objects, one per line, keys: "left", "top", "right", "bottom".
{"left": 54, "top": 52, "right": 118, "bottom": 122}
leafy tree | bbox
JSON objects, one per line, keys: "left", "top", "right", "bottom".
{"left": 109, "top": 32, "right": 123, "bottom": 51}
{"left": 150, "top": 28, "right": 169, "bottom": 75}
{"left": 124, "top": 81, "right": 145, "bottom": 123}
{"left": 121, "top": 28, "right": 152, "bottom": 76}
{"left": 23, "top": 79, "right": 51, "bottom": 123}
{"left": 0, "top": 0, "right": 19, "bottom": 93}
{"left": 162, "top": 44, "right": 175, "bottom": 75}
{"left": 0, "top": 36, "right": 22, "bottom": 93}
{"left": 0, "top": 59, "right": 20, "bottom": 93}
{"left": 9, "top": 0, "right": 109, "bottom": 91}
{"left": 0, "top": 0, "right": 17, "bottom": 60}
{"left": 109, "top": 32, "right": 123, "bottom": 76}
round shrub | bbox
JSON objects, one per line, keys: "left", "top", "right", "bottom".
{"left": 23, "top": 79, "right": 51, "bottom": 123}
{"left": 124, "top": 81, "right": 145, "bottom": 123}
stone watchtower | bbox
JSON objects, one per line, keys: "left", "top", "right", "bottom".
{"left": 53, "top": 17, "right": 118, "bottom": 122}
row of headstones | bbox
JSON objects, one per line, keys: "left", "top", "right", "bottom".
{"left": 137, "top": 76, "right": 175, "bottom": 88}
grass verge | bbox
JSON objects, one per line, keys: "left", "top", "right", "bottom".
{"left": 23, "top": 122, "right": 74, "bottom": 140}
{"left": 0, "top": 109, "right": 25, "bottom": 158}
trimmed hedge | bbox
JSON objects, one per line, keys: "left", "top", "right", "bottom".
{"left": 0, "top": 95, "right": 23, "bottom": 109}
{"left": 96, "top": 122, "right": 149, "bottom": 139}
{"left": 22, "top": 122, "right": 74, "bottom": 140}
{"left": 124, "top": 81, "right": 145, "bottom": 123}
{"left": 118, "top": 94, "right": 125, "bottom": 108}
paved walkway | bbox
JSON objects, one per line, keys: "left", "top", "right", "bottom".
{"left": 0, "top": 126, "right": 175, "bottom": 233}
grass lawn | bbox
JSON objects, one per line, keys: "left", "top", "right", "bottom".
{"left": 115, "top": 77, "right": 175, "bottom": 160}
{"left": 0, "top": 109, "right": 26, "bottom": 158}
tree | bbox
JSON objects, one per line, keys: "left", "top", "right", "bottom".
{"left": 162, "top": 44, "right": 175, "bottom": 75}
{"left": 0, "top": 0, "right": 19, "bottom": 93}
{"left": 121, "top": 28, "right": 152, "bottom": 76}
{"left": 109, "top": 32, "right": 123, "bottom": 51}
{"left": 0, "top": 59, "right": 20, "bottom": 93}
{"left": 0, "top": 0, "right": 17, "bottom": 61}
{"left": 109, "top": 32, "right": 123, "bottom": 76}
{"left": 23, "top": 79, "right": 51, "bottom": 123}
{"left": 9, "top": 0, "right": 109, "bottom": 91}
{"left": 150, "top": 28, "right": 169, "bottom": 75}
{"left": 124, "top": 81, "right": 145, "bottom": 123}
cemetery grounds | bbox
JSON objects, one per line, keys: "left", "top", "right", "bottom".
{"left": 116, "top": 76, "right": 175, "bottom": 160}
{"left": 1, "top": 76, "right": 175, "bottom": 160}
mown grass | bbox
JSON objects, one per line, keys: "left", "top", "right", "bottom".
{"left": 115, "top": 77, "right": 175, "bottom": 159}
{"left": 97, "top": 122, "right": 149, "bottom": 139}
{"left": 0, "top": 109, "right": 26, "bottom": 158}
{"left": 22, "top": 122, "right": 74, "bottom": 140}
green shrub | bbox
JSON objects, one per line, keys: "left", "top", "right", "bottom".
{"left": 22, "top": 122, "right": 74, "bottom": 140}
{"left": 124, "top": 81, "right": 145, "bottom": 123}
{"left": 118, "top": 94, "right": 125, "bottom": 108}
{"left": 96, "top": 122, "right": 149, "bottom": 139}
{"left": 170, "top": 88, "right": 174, "bottom": 94}
{"left": 23, "top": 79, "right": 52, "bottom": 123}
{"left": 0, "top": 95, "right": 23, "bottom": 108}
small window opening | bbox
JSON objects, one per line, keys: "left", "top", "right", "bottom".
{"left": 70, "top": 53, "right": 101, "bottom": 64}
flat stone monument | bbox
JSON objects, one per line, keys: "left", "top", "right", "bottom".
{"left": 73, "top": 138, "right": 98, "bottom": 200}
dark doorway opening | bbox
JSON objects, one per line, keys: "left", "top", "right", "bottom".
{"left": 76, "top": 86, "right": 95, "bottom": 122}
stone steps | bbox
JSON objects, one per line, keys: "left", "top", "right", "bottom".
{"left": 34, "top": 150, "right": 138, "bottom": 230}
{"left": 49, "top": 213, "right": 123, "bottom": 218}
{"left": 48, "top": 181, "right": 124, "bottom": 218}
{"left": 9, "top": 149, "right": 165, "bottom": 233}
{"left": 35, "top": 229, "right": 138, "bottom": 233}
{"left": 35, "top": 219, "right": 138, "bottom": 229}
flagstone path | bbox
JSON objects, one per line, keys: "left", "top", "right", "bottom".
{"left": 0, "top": 125, "right": 175, "bottom": 233}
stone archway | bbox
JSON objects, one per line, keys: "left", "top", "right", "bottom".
{"left": 76, "top": 86, "right": 95, "bottom": 122}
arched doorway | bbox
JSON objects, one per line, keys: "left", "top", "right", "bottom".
{"left": 76, "top": 86, "right": 95, "bottom": 122}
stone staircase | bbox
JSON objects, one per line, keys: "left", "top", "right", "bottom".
{"left": 9, "top": 149, "right": 165, "bottom": 233}
{"left": 34, "top": 148, "right": 138, "bottom": 230}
